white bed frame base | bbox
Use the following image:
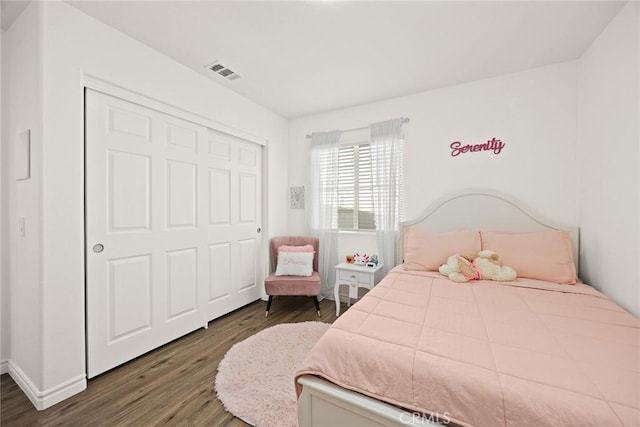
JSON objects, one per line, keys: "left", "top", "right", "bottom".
{"left": 298, "top": 376, "right": 439, "bottom": 427}
{"left": 298, "top": 189, "right": 580, "bottom": 427}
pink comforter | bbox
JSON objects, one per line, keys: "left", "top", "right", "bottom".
{"left": 296, "top": 268, "right": 640, "bottom": 426}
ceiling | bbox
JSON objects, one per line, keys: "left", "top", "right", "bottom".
{"left": 6, "top": 1, "right": 628, "bottom": 119}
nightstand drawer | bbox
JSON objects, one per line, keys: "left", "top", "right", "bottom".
{"left": 337, "top": 269, "right": 372, "bottom": 285}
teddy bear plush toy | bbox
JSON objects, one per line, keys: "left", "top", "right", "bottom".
{"left": 439, "top": 250, "right": 516, "bottom": 283}
{"left": 438, "top": 254, "right": 476, "bottom": 283}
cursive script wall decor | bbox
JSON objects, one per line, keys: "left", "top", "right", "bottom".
{"left": 450, "top": 137, "right": 506, "bottom": 157}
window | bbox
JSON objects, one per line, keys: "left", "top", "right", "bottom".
{"left": 336, "top": 143, "right": 375, "bottom": 230}
{"left": 309, "top": 118, "right": 405, "bottom": 274}
{"left": 318, "top": 140, "right": 402, "bottom": 231}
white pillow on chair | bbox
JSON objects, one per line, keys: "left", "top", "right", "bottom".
{"left": 275, "top": 252, "right": 314, "bottom": 277}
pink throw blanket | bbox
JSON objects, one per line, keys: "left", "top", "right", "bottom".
{"left": 296, "top": 268, "right": 640, "bottom": 426}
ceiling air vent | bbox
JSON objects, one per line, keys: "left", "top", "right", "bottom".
{"left": 205, "top": 61, "right": 240, "bottom": 81}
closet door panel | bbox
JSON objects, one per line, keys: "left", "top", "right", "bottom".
{"left": 86, "top": 89, "right": 264, "bottom": 377}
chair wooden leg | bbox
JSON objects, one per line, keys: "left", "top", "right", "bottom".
{"left": 312, "top": 296, "right": 321, "bottom": 317}
{"left": 265, "top": 296, "right": 273, "bottom": 317}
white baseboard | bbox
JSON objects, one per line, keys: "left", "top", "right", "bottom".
{"left": 0, "top": 359, "right": 8, "bottom": 374}
{"left": 8, "top": 361, "right": 86, "bottom": 410}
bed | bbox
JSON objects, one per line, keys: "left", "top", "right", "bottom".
{"left": 295, "top": 190, "right": 639, "bottom": 427}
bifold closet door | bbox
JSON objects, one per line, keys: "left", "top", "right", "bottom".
{"left": 85, "top": 89, "right": 263, "bottom": 378}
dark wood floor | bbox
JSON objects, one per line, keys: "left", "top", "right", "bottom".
{"left": 1, "top": 297, "right": 341, "bottom": 426}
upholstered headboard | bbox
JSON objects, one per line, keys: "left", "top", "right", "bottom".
{"left": 399, "top": 189, "right": 580, "bottom": 270}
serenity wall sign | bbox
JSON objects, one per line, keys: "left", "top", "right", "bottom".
{"left": 450, "top": 137, "right": 506, "bottom": 157}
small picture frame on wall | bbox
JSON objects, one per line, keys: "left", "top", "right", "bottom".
{"left": 290, "top": 186, "right": 305, "bottom": 209}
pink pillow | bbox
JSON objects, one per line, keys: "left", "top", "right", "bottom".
{"left": 278, "top": 244, "right": 314, "bottom": 253}
{"left": 403, "top": 228, "right": 481, "bottom": 271}
{"left": 480, "top": 230, "right": 577, "bottom": 284}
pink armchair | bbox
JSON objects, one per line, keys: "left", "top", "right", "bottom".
{"left": 264, "top": 236, "right": 321, "bottom": 317}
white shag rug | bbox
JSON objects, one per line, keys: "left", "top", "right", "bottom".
{"left": 215, "top": 321, "right": 331, "bottom": 427}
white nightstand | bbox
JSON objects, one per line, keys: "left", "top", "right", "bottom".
{"left": 334, "top": 263, "right": 384, "bottom": 316}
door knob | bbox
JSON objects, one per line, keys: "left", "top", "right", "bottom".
{"left": 257, "top": 227, "right": 262, "bottom": 234}
{"left": 93, "top": 244, "right": 104, "bottom": 253}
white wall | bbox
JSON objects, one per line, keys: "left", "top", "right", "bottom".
{"left": 3, "top": 0, "right": 636, "bottom": 411}
{"left": 4, "top": 0, "right": 289, "bottom": 409}
{"left": 0, "top": 27, "right": 8, "bottom": 374}
{"left": 578, "top": 1, "right": 639, "bottom": 316}
{"left": 4, "top": 2, "right": 44, "bottom": 395}
{"left": 289, "top": 62, "right": 580, "bottom": 260}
